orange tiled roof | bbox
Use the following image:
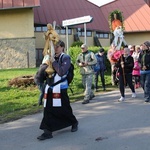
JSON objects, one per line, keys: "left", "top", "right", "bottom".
{"left": 101, "top": 0, "right": 150, "bottom": 32}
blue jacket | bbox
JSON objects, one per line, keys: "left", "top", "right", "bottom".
{"left": 95, "top": 53, "right": 106, "bottom": 71}
{"left": 51, "top": 53, "right": 70, "bottom": 89}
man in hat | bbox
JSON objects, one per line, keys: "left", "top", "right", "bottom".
{"left": 76, "top": 44, "right": 97, "bottom": 104}
{"left": 94, "top": 48, "right": 107, "bottom": 92}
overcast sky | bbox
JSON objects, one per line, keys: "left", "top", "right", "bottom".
{"left": 87, "top": 0, "right": 115, "bottom": 7}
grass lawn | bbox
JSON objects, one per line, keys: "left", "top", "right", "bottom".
{"left": 0, "top": 68, "right": 116, "bottom": 124}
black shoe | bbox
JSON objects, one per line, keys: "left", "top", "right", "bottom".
{"left": 145, "top": 99, "right": 150, "bottom": 103}
{"left": 82, "top": 100, "right": 89, "bottom": 104}
{"left": 71, "top": 121, "right": 78, "bottom": 132}
{"left": 37, "top": 133, "right": 53, "bottom": 140}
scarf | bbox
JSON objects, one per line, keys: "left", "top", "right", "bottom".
{"left": 52, "top": 74, "right": 62, "bottom": 107}
{"left": 43, "top": 74, "right": 62, "bottom": 107}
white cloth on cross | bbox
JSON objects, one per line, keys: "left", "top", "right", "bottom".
{"left": 112, "top": 26, "right": 127, "bottom": 50}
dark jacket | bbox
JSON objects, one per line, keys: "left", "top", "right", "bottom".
{"left": 52, "top": 53, "right": 71, "bottom": 77}
{"left": 34, "top": 63, "right": 48, "bottom": 85}
{"left": 138, "top": 50, "right": 150, "bottom": 71}
{"left": 115, "top": 55, "right": 134, "bottom": 74}
{"left": 95, "top": 53, "right": 106, "bottom": 71}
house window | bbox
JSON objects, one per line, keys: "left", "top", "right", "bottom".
{"left": 96, "top": 32, "right": 109, "bottom": 39}
{"left": 58, "top": 28, "right": 72, "bottom": 35}
{"left": 35, "top": 26, "right": 72, "bottom": 35}
{"left": 60, "top": 29, "right": 66, "bottom": 35}
{"left": 34, "top": 26, "right": 47, "bottom": 32}
{"left": 78, "top": 31, "right": 92, "bottom": 37}
{"left": 81, "top": 31, "right": 85, "bottom": 36}
{"left": 68, "top": 29, "right": 72, "bottom": 35}
{"left": 104, "top": 33, "right": 109, "bottom": 38}
{"left": 42, "top": 26, "right": 47, "bottom": 32}
{"left": 87, "top": 31, "right": 92, "bottom": 37}
{"left": 35, "top": 27, "right": 42, "bottom": 32}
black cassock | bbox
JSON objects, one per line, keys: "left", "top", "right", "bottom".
{"left": 40, "top": 88, "right": 77, "bottom": 132}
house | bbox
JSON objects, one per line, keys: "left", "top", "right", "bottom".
{"left": 0, "top": 0, "right": 150, "bottom": 68}
{"left": 34, "top": 0, "right": 150, "bottom": 65}
{"left": 101, "top": 0, "right": 150, "bottom": 45}
{"left": 0, "top": 0, "right": 40, "bottom": 69}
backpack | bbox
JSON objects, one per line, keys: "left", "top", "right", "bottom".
{"left": 93, "top": 63, "right": 100, "bottom": 72}
{"left": 66, "top": 63, "right": 74, "bottom": 84}
{"left": 93, "top": 54, "right": 100, "bottom": 72}
{"left": 60, "top": 54, "right": 74, "bottom": 84}
{"left": 88, "top": 51, "right": 100, "bottom": 72}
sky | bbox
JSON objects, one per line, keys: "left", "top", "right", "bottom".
{"left": 87, "top": 0, "right": 115, "bottom": 7}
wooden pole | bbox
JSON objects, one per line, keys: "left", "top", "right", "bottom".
{"left": 121, "top": 54, "right": 126, "bottom": 85}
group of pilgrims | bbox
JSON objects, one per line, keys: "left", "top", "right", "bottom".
{"left": 34, "top": 14, "right": 150, "bottom": 140}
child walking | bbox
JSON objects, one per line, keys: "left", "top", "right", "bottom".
{"left": 132, "top": 58, "right": 140, "bottom": 89}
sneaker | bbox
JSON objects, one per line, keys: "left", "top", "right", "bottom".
{"left": 71, "top": 121, "right": 78, "bottom": 132}
{"left": 118, "top": 96, "right": 125, "bottom": 102}
{"left": 37, "top": 133, "right": 53, "bottom": 140}
{"left": 132, "top": 93, "right": 136, "bottom": 98}
{"left": 82, "top": 100, "right": 89, "bottom": 104}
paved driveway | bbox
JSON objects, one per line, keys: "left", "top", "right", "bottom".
{"left": 0, "top": 88, "right": 150, "bottom": 150}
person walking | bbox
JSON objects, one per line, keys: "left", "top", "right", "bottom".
{"left": 34, "top": 56, "right": 49, "bottom": 105}
{"left": 37, "top": 40, "right": 78, "bottom": 140}
{"left": 76, "top": 44, "right": 97, "bottom": 104}
{"left": 128, "top": 45, "right": 135, "bottom": 55}
{"left": 132, "top": 57, "right": 141, "bottom": 89}
{"left": 138, "top": 41, "right": 150, "bottom": 102}
{"left": 132, "top": 45, "right": 141, "bottom": 60}
{"left": 107, "top": 44, "right": 119, "bottom": 86}
{"left": 115, "top": 48, "right": 136, "bottom": 101}
{"left": 132, "top": 45, "right": 141, "bottom": 89}
{"left": 94, "top": 48, "right": 107, "bottom": 92}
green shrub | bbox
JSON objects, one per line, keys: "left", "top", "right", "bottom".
{"left": 71, "top": 41, "right": 83, "bottom": 47}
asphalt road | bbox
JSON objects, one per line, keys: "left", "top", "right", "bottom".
{"left": 1, "top": 87, "right": 150, "bottom": 150}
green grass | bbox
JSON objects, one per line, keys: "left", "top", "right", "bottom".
{"left": 0, "top": 68, "right": 115, "bottom": 124}
{"left": 0, "top": 68, "right": 41, "bottom": 123}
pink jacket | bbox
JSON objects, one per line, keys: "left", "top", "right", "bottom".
{"left": 132, "top": 61, "right": 140, "bottom": 76}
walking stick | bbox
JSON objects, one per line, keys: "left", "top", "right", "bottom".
{"left": 121, "top": 54, "right": 126, "bottom": 85}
